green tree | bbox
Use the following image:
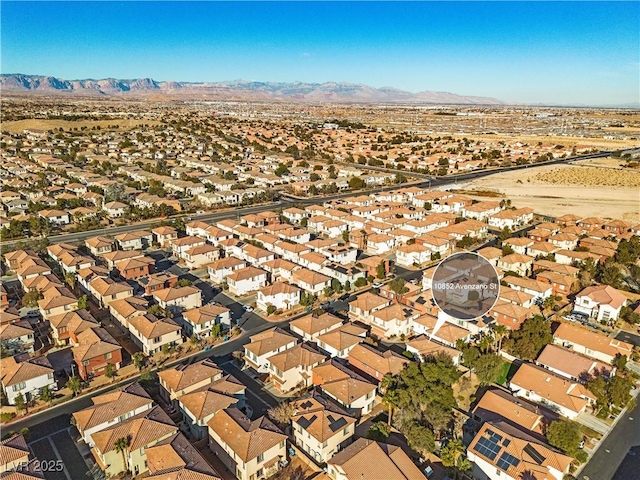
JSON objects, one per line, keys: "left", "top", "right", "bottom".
{"left": 382, "top": 389, "right": 399, "bottom": 426}
{"left": 404, "top": 421, "right": 436, "bottom": 455}
{"left": 348, "top": 176, "right": 365, "bottom": 190}
{"left": 39, "top": 385, "right": 53, "bottom": 405}
{"left": 493, "top": 324, "right": 508, "bottom": 352}
{"left": 388, "top": 278, "right": 409, "bottom": 296}
{"left": 331, "top": 278, "right": 343, "bottom": 294}
{"left": 64, "top": 272, "right": 77, "bottom": 290}
{"left": 367, "top": 421, "right": 391, "bottom": 442}
{"left": 148, "top": 304, "right": 168, "bottom": 318}
{"left": 274, "top": 163, "right": 290, "bottom": 177}
{"left": 77, "top": 294, "right": 88, "bottom": 310}
{"left": 14, "top": 392, "right": 27, "bottom": 415}
{"left": 22, "top": 290, "right": 42, "bottom": 308}
{"left": 267, "top": 402, "right": 295, "bottom": 428}
{"left": 66, "top": 376, "right": 82, "bottom": 396}
{"left": 114, "top": 436, "right": 131, "bottom": 474}
{"left": 266, "top": 304, "right": 277, "bottom": 315}
{"left": 598, "top": 258, "right": 622, "bottom": 289}
{"left": 342, "top": 230, "right": 350, "bottom": 243}
{"left": 546, "top": 419, "right": 583, "bottom": 457}
{"left": 354, "top": 277, "right": 367, "bottom": 288}
{"left": 376, "top": 262, "right": 386, "bottom": 280}
{"left": 440, "top": 439, "right": 472, "bottom": 480}
{"left": 105, "top": 364, "right": 117, "bottom": 383}
{"left": 344, "top": 280, "right": 351, "bottom": 292}
{"left": 474, "top": 354, "right": 504, "bottom": 386}
{"left": 607, "top": 375, "right": 633, "bottom": 407}
{"left": 132, "top": 352, "right": 145, "bottom": 371}
{"left": 504, "top": 316, "right": 553, "bottom": 360}
{"left": 176, "top": 278, "right": 193, "bottom": 287}
{"left": 613, "top": 354, "right": 628, "bottom": 371}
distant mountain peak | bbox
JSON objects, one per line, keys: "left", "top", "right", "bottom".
{"left": 0, "top": 73, "right": 504, "bottom": 105}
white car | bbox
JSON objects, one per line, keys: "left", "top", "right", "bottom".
{"left": 372, "top": 282, "right": 383, "bottom": 289}
{"left": 243, "top": 305, "right": 253, "bottom": 312}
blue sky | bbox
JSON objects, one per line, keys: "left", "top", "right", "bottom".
{"left": 2, "top": 1, "right": 638, "bottom": 105}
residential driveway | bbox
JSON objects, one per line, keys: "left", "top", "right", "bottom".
{"left": 576, "top": 412, "right": 610, "bottom": 435}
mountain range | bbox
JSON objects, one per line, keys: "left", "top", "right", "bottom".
{"left": 0, "top": 74, "right": 504, "bottom": 105}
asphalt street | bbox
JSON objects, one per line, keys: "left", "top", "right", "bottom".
{"left": 580, "top": 399, "right": 640, "bottom": 480}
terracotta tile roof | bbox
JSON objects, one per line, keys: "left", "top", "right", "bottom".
{"left": 226, "top": 266, "right": 267, "bottom": 282}
{"left": 553, "top": 323, "right": 633, "bottom": 358}
{"left": 207, "top": 408, "right": 286, "bottom": 463}
{"left": 91, "top": 405, "right": 177, "bottom": 455}
{"left": 291, "top": 395, "right": 356, "bottom": 443}
{"left": 317, "top": 325, "right": 366, "bottom": 351}
{"left": 0, "top": 322, "right": 33, "bottom": 342}
{"left": 329, "top": 438, "right": 426, "bottom": 480}
{"left": 72, "top": 327, "right": 121, "bottom": 361}
{"left": 349, "top": 292, "right": 390, "bottom": 312}
{"left": 510, "top": 363, "right": 595, "bottom": 414}
{"left": 145, "top": 432, "right": 220, "bottom": 478}
{"left": 108, "top": 296, "right": 149, "bottom": 320}
{"left": 206, "top": 257, "right": 246, "bottom": 270}
{"left": 347, "top": 344, "right": 409, "bottom": 377}
{"left": 1, "top": 355, "right": 53, "bottom": 387}
{"left": 405, "top": 335, "right": 461, "bottom": 360}
{"left": 0, "top": 433, "right": 29, "bottom": 467}
{"left": 290, "top": 312, "right": 343, "bottom": 336}
{"left": 89, "top": 277, "right": 133, "bottom": 297}
{"left": 245, "top": 327, "right": 298, "bottom": 357}
{"left": 536, "top": 344, "right": 611, "bottom": 380}
{"left": 259, "top": 282, "right": 301, "bottom": 297}
{"left": 469, "top": 422, "right": 571, "bottom": 480}
{"left": 72, "top": 382, "right": 152, "bottom": 431}
{"left": 183, "top": 304, "right": 230, "bottom": 325}
{"left": 154, "top": 286, "right": 201, "bottom": 302}
{"left": 576, "top": 284, "right": 628, "bottom": 309}
{"left": 472, "top": 389, "right": 555, "bottom": 435}
{"left": 292, "top": 268, "right": 331, "bottom": 286}
{"left": 128, "top": 314, "right": 181, "bottom": 339}
{"left": 320, "top": 376, "right": 376, "bottom": 406}
{"left": 179, "top": 386, "right": 239, "bottom": 421}
{"left": 268, "top": 344, "right": 327, "bottom": 372}
{"left": 158, "top": 359, "right": 223, "bottom": 393}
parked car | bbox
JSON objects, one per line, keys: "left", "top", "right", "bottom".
{"left": 372, "top": 282, "right": 383, "bottom": 289}
{"left": 242, "top": 305, "right": 253, "bottom": 312}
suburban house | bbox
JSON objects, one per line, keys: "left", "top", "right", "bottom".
{"left": 497, "top": 254, "right": 534, "bottom": 277}
{"left": 572, "top": 285, "right": 628, "bottom": 323}
{"left": 0, "top": 321, "right": 35, "bottom": 356}
{"left": 103, "top": 201, "right": 128, "bottom": 218}
{"left": 0, "top": 434, "right": 30, "bottom": 474}
{"left": 535, "top": 271, "right": 577, "bottom": 297}
{"left": 289, "top": 312, "right": 343, "bottom": 342}
{"left": 368, "top": 304, "right": 420, "bottom": 339}
{"left": 158, "top": 358, "right": 224, "bottom": 405}
{"left": 145, "top": 432, "right": 222, "bottom": 479}
{"left": 207, "top": 408, "right": 287, "bottom": 480}
{"left": 181, "top": 304, "right": 232, "bottom": 338}
{"left": 256, "top": 282, "right": 301, "bottom": 312}
{"left": 49, "top": 309, "right": 99, "bottom": 346}
{"left": 348, "top": 292, "right": 391, "bottom": 324}
{"left": 316, "top": 324, "right": 367, "bottom": 359}
{"left": 128, "top": 313, "right": 183, "bottom": 356}
{"left": 508, "top": 363, "right": 596, "bottom": 419}
{"left": 115, "top": 230, "right": 152, "bottom": 251}
{"left": 327, "top": 438, "right": 427, "bottom": 480}
{"left": 467, "top": 422, "right": 571, "bottom": 480}
{"left": 291, "top": 394, "right": 356, "bottom": 464}
{"left": 207, "top": 257, "right": 247, "bottom": 284}
{"left": 406, "top": 335, "right": 462, "bottom": 365}
{"left": 395, "top": 243, "right": 433, "bottom": 267}
{"left": 178, "top": 375, "right": 246, "bottom": 440}
{"left": 88, "top": 277, "right": 134, "bottom": 308}
{"left": 552, "top": 323, "right": 633, "bottom": 364}
{"left": 153, "top": 285, "right": 202, "bottom": 314}
{"left": 184, "top": 244, "right": 220, "bottom": 270}
{"left": 227, "top": 266, "right": 269, "bottom": 296}
{"left": 0, "top": 355, "right": 55, "bottom": 405}
{"left": 114, "top": 256, "right": 155, "bottom": 280}
{"left": 152, "top": 226, "right": 178, "bottom": 248}
{"left": 72, "top": 327, "right": 123, "bottom": 380}
{"left": 38, "top": 209, "right": 70, "bottom": 225}
{"left": 73, "top": 382, "right": 154, "bottom": 447}
{"left": 243, "top": 327, "right": 298, "bottom": 373}
{"left": 38, "top": 285, "right": 78, "bottom": 320}
{"left": 535, "top": 344, "right": 611, "bottom": 382}
{"left": 503, "top": 276, "right": 553, "bottom": 301}
{"left": 268, "top": 343, "right": 327, "bottom": 393}
{"left": 172, "top": 236, "right": 206, "bottom": 258}
{"left": 312, "top": 360, "right": 377, "bottom": 416}
{"left": 489, "top": 301, "right": 532, "bottom": 330}
{"left": 291, "top": 268, "right": 332, "bottom": 295}
{"left": 90, "top": 406, "right": 178, "bottom": 477}
{"left": 346, "top": 343, "right": 410, "bottom": 383}
{"left": 138, "top": 271, "right": 179, "bottom": 295}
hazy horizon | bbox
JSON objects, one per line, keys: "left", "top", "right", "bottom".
{"left": 2, "top": 1, "right": 639, "bottom": 106}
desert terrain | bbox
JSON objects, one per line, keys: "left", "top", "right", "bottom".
{"left": 455, "top": 158, "right": 640, "bottom": 222}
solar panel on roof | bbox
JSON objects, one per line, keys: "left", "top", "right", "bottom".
{"left": 523, "top": 444, "right": 546, "bottom": 465}
{"left": 497, "top": 452, "right": 520, "bottom": 471}
{"left": 297, "top": 414, "right": 317, "bottom": 430}
{"left": 475, "top": 437, "right": 501, "bottom": 461}
{"left": 502, "top": 439, "right": 511, "bottom": 447}
{"left": 329, "top": 417, "right": 348, "bottom": 432}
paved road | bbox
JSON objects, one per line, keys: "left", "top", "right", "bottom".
{"left": 580, "top": 399, "right": 640, "bottom": 480}
{"left": 615, "top": 330, "right": 640, "bottom": 348}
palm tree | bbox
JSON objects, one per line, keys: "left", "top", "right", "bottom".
{"left": 493, "top": 325, "right": 508, "bottom": 353}
{"left": 478, "top": 335, "right": 493, "bottom": 354}
{"left": 441, "top": 439, "right": 472, "bottom": 480}
{"left": 113, "top": 436, "right": 131, "bottom": 474}
{"left": 132, "top": 352, "right": 145, "bottom": 371}
{"left": 382, "top": 389, "right": 399, "bottom": 426}
{"left": 64, "top": 272, "right": 77, "bottom": 291}
{"left": 66, "top": 376, "right": 82, "bottom": 396}
{"left": 379, "top": 373, "right": 396, "bottom": 396}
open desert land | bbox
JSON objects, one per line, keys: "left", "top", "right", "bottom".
{"left": 1, "top": 118, "right": 161, "bottom": 133}
{"left": 455, "top": 157, "right": 640, "bottom": 222}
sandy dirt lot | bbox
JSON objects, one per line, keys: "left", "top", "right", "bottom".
{"left": 1, "top": 118, "right": 160, "bottom": 133}
{"left": 454, "top": 159, "right": 640, "bottom": 222}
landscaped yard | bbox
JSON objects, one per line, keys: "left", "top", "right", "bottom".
{"left": 495, "top": 360, "right": 512, "bottom": 385}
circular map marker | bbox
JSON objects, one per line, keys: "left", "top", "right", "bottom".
{"left": 431, "top": 251, "right": 500, "bottom": 320}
